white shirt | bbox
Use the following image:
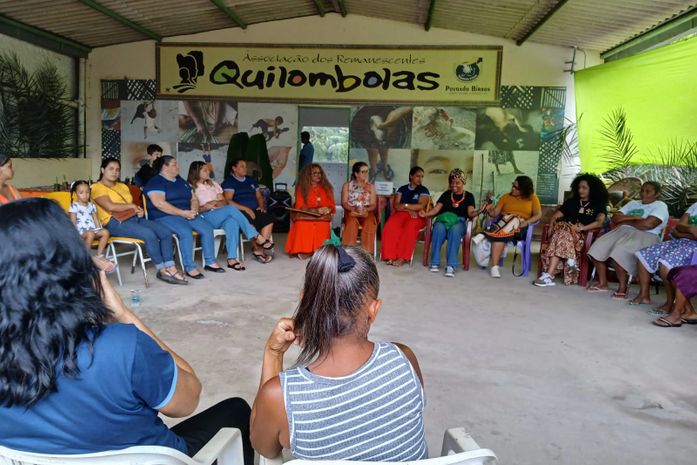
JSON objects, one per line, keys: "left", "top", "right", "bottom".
{"left": 619, "top": 199, "right": 669, "bottom": 236}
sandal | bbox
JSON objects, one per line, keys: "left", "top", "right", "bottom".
{"left": 587, "top": 285, "right": 608, "bottom": 293}
{"left": 653, "top": 317, "right": 682, "bottom": 328}
{"left": 611, "top": 291, "right": 627, "bottom": 300}
{"left": 252, "top": 251, "right": 271, "bottom": 264}
{"left": 257, "top": 237, "right": 275, "bottom": 250}
{"left": 227, "top": 260, "right": 246, "bottom": 271}
{"left": 157, "top": 270, "right": 188, "bottom": 285}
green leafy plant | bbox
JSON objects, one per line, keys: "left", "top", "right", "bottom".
{"left": 0, "top": 52, "right": 75, "bottom": 157}
{"left": 596, "top": 107, "right": 697, "bottom": 216}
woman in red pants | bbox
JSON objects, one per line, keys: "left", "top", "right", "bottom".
{"left": 381, "top": 166, "right": 430, "bottom": 266}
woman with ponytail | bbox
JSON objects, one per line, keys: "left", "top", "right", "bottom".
{"left": 250, "top": 245, "right": 427, "bottom": 461}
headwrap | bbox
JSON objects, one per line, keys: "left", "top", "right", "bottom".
{"left": 448, "top": 168, "right": 467, "bottom": 185}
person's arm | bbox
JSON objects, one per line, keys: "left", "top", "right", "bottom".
{"left": 366, "top": 184, "right": 377, "bottom": 212}
{"left": 99, "top": 272, "right": 201, "bottom": 417}
{"left": 673, "top": 213, "right": 695, "bottom": 239}
{"left": 578, "top": 213, "right": 606, "bottom": 232}
{"left": 250, "top": 318, "right": 297, "bottom": 458}
{"left": 632, "top": 216, "right": 662, "bottom": 231}
{"left": 223, "top": 189, "right": 256, "bottom": 218}
{"left": 148, "top": 192, "right": 196, "bottom": 219}
{"left": 190, "top": 192, "right": 200, "bottom": 213}
{"left": 91, "top": 209, "right": 104, "bottom": 229}
{"left": 341, "top": 182, "right": 354, "bottom": 213}
{"left": 521, "top": 208, "right": 541, "bottom": 228}
{"left": 256, "top": 189, "right": 266, "bottom": 212}
{"left": 419, "top": 202, "right": 443, "bottom": 218}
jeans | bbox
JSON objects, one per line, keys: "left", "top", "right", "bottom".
{"left": 430, "top": 217, "right": 466, "bottom": 267}
{"left": 105, "top": 217, "right": 175, "bottom": 270}
{"left": 155, "top": 215, "right": 216, "bottom": 272}
{"left": 199, "top": 205, "right": 259, "bottom": 260}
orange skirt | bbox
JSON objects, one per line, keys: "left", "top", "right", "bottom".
{"left": 285, "top": 220, "right": 331, "bottom": 254}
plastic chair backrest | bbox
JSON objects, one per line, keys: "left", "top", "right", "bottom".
{"left": 0, "top": 444, "right": 193, "bottom": 465}
{"left": 41, "top": 191, "right": 72, "bottom": 213}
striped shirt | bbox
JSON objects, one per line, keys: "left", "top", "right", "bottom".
{"left": 280, "top": 342, "right": 427, "bottom": 461}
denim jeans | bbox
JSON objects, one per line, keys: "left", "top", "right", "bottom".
{"left": 199, "top": 205, "right": 259, "bottom": 260}
{"left": 105, "top": 216, "right": 175, "bottom": 270}
{"left": 430, "top": 217, "right": 466, "bottom": 267}
{"left": 155, "top": 215, "right": 216, "bottom": 272}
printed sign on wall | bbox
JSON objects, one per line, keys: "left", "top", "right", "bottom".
{"left": 157, "top": 44, "right": 502, "bottom": 104}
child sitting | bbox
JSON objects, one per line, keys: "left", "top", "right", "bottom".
{"left": 69, "top": 180, "right": 116, "bottom": 272}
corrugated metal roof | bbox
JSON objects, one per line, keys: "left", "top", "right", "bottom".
{"left": 0, "top": 0, "right": 694, "bottom": 53}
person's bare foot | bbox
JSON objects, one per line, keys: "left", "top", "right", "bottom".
{"left": 393, "top": 258, "right": 406, "bottom": 267}
{"left": 297, "top": 253, "right": 312, "bottom": 260}
{"left": 654, "top": 302, "right": 672, "bottom": 313}
{"left": 93, "top": 255, "right": 116, "bottom": 273}
{"left": 629, "top": 295, "right": 651, "bottom": 305}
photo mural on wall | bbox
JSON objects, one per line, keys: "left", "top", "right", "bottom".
{"left": 101, "top": 80, "right": 566, "bottom": 205}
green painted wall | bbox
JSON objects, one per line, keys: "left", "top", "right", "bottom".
{"left": 575, "top": 35, "right": 697, "bottom": 174}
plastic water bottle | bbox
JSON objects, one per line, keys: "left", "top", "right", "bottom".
{"left": 130, "top": 289, "right": 142, "bottom": 309}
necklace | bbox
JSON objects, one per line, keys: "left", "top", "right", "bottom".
{"left": 451, "top": 191, "right": 465, "bottom": 208}
{"left": 579, "top": 199, "right": 590, "bottom": 214}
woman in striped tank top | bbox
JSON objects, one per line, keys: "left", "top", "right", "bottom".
{"left": 251, "top": 245, "right": 428, "bottom": 462}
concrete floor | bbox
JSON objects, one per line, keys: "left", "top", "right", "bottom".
{"left": 112, "top": 236, "right": 697, "bottom": 465}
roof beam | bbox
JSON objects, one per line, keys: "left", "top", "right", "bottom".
{"left": 77, "top": 0, "right": 162, "bottom": 41}
{"left": 210, "top": 0, "right": 248, "bottom": 29}
{"left": 516, "top": 0, "right": 569, "bottom": 46}
{"left": 602, "top": 6, "right": 697, "bottom": 61}
{"left": 0, "top": 14, "right": 91, "bottom": 58}
{"left": 331, "top": 0, "right": 348, "bottom": 17}
{"left": 312, "top": 0, "right": 326, "bottom": 17}
{"left": 424, "top": 0, "right": 438, "bottom": 31}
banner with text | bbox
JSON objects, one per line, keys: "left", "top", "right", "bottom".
{"left": 157, "top": 44, "right": 502, "bottom": 104}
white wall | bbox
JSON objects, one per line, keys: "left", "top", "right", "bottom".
{"left": 85, "top": 13, "right": 602, "bottom": 190}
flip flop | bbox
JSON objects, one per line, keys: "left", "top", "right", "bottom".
{"left": 680, "top": 318, "right": 697, "bottom": 325}
{"left": 653, "top": 317, "right": 682, "bottom": 328}
{"left": 647, "top": 309, "right": 670, "bottom": 317}
{"left": 227, "top": 260, "right": 246, "bottom": 271}
{"left": 611, "top": 291, "right": 627, "bottom": 300}
{"left": 628, "top": 300, "right": 650, "bottom": 306}
{"left": 257, "top": 237, "right": 275, "bottom": 250}
{"left": 252, "top": 251, "right": 271, "bottom": 264}
{"left": 587, "top": 285, "right": 608, "bottom": 293}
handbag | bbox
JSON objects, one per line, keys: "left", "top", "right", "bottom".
{"left": 483, "top": 214, "right": 521, "bottom": 240}
{"left": 434, "top": 212, "right": 460, "bottom": 230}
{"left": 111, "top": 208, "right": 137, "bottom": 223}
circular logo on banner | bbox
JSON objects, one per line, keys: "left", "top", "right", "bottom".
{"left": 455, "top": 58, "right": 483, "bottom": 82}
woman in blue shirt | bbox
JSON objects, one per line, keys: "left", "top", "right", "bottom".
{"left": 144, "top": 156, "right": 225, "bottom": 279}
{"left": 0, "top": 198, "right": 252, "bottom": 463}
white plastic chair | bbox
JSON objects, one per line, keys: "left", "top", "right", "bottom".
{"left": 0, "top": 427, "right": 243, "bottom": 465}
{"left": 259, "top": 427, "right": 497, "bottom": 465}
{"left": 173, "top": 229, "right": 226, "bottom": 269}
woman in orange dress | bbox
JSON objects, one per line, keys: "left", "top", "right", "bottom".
{"left": 286, "top": 164, "right": 335, "bottom": 258}
{"left": 0, "top": 153, "right": 21, "bottom": 205}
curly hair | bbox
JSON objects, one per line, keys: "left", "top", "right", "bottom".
{"left": 296, "top": 163, "right": 334, "bottom": 203}
{"left": 0, "top": 198, "right": 111, "bottom": 407}
{"left": 570, "top": 173, "right": 609, "bottom": 207}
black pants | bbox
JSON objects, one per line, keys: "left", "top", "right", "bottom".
{"left": 170, "top": 397, "right": 253, "bottom": 465}
{"left": 242, "top": 210, "right": 275, "bottom": 230}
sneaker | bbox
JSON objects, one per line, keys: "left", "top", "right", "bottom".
{"left": 444, "top": 266, "right": 455, "bottom": 278}
{"left": 565, "top": 258, "right": 579, "bottom": 273}
{"left": 430, "top": 265, "right": 440, "bottom": 273}
{"left": 490, "top": 265, "right": 501, "bottom": 278}
{"left": 533, "top": 274, "right": 556, "bottom": 287}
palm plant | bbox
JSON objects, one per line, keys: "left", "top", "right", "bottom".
{"left": 0, "top": 52, "right": 75, "bottom": 157}
{"left": 597, "top": 107, "right": 697, "bottom": 216}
